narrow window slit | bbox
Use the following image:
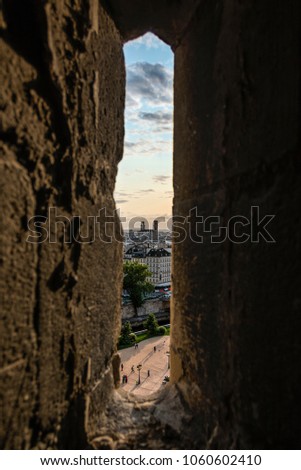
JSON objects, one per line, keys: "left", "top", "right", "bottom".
{"left": 114, "top": 33, "right": 174, "bottom": 397}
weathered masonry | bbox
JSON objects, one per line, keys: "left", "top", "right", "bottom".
{"left": 0, "top": 0, "right": 300, "bottom": 449}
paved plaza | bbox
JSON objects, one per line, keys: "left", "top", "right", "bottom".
{"left": 118, "top": 336, "right": 170, "bottom": 397}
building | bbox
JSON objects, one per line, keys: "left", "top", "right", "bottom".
{"left": 138, "top": 219, "right": 159, "bottom": 243}
{"left": 124, "top": 244, "right": 146, "bottom": 260}
{"left": 123, "top": 226, "right": 172, "bottom": 286}
{"left": 130, "top": 247, "right": 171, "bottom": 286}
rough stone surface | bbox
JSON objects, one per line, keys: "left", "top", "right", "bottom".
{"left": 122, "top": 298, "right": 169, "bottom": 320}
{"left": 1, "top": 0, "right": 301, "bottom": 450}
{"left": 103, "top": 0, "right": 201, "bottom": 47}
{"left": 92, "top": 387, "right": 196, "bottom": 450}
{"left": 172, "top": 0, "right": 301, "bottom": 449}
{"left": 0, "top": 0, "right": 124, "bottom": 449}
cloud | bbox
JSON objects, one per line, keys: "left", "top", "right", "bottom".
{"left": 139, "top": 111, "right": 172, "bottom": 124}
{"left": 124, "top": 60, "right": 173, "bottom": 156}
{"left": 124, "top": 142, "right": 137, "bottom": 149}
{"left": 128, "top": 33, "right": 164, "bottom": 49}
{"left": 137, "top": 189, "right": 155, "bottom": 193}
{"left": 126, "top": 62, "right": 173, "bottom": 108}
{"left": 123, "top": 139, "right": 172, "bottom": 157}
{"left": 115, "top": 192, "right": 132, "bottom": 197}
{"left": 115, "top": 37, "right": 174, "bottom": 219}
{"left": 153, "top": 175, "right": 171, "bottom": 184}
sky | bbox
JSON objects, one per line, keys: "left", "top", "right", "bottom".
{"left": 114, "top": 33, "right": 174, "bottom": 229}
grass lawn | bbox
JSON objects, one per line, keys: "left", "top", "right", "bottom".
{"left": 118, "top": 327, "right": 170, "bottom": 350}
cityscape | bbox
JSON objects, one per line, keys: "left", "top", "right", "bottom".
{"left": 115, "top": 34, "right": 173, "bottom": 395}
{"left": 119, "top": 220, "right": 172, "bottom": 395}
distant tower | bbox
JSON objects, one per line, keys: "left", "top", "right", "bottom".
{"left": 141, "top": 221, "right": 145, "bottom": 232}
{"left": 153, "top": 220, "right": 159, "bottom": 242}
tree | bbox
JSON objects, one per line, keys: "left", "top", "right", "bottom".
{"left": 157, "top": 325, "right": 166, "bottom": 335}
{"left": 119, "top": 321, "right": 136, "bottom": 346}
{"left": 144, "top": 313, "right": 159, "bottom": 336}
{"left": 123, "top": 261, "right": 154, "bottom": 315}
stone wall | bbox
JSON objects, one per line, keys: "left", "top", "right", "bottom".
{"left": 0, "top": 0, "right": 124, "bottom": 449}
{"left": 171, "top": 0, "right": 301, "bottom": 449}
{"left": 122, "top": 299, "right": 169, "bottom": 320}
